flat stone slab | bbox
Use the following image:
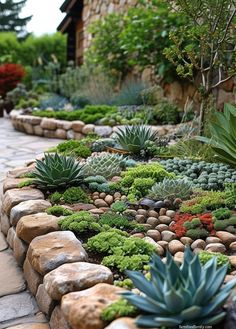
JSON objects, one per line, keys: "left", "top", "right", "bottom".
{"left": 10, "top": 200, "right": 52, "bottom": 226}
{"left": 0, "top": 292, "right": 39, "bottom": 323}
{"left": 2, "top": 188, "right": 44, "bottom": 215}
{"left": 0, "top": 312, "right": 47, "bottom": 329}
{"left": 0, "top": 250, "right": 26, "bottom": 297}
{"left": 27, "top": 231, "right": 88, "bottom": 275}
{"left": 7, "top": 324, "right": 49, "bottom": 329}
{"left": 0, "top": 232, "right": 8, "bottom": 251}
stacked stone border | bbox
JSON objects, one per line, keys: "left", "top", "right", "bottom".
{"left": 10, "top": 110, "right": 184, "bottom": 140}
{"left": 0, "top": 163, "right": 129, "bottom": 329}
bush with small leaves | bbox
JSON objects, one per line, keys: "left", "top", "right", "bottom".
{"left": 199, "top": 251, "right": 230, "bottom": 270}
{"left": 58, "top": 211, "right": 102, "bottom": 234}
{"left": 110, "top": 201, "right": 128, "bottom": 213}
{"left": 99, "top": 213, "right": 145, "bottom": 232}
{"left": 101, "top": 299, "right": 137, "bottom": 322}
{"left": 46, "top": 205, "right": 73, "bottom": 217}
{"left": 62, "top": 187, "right": 90, "bottom": 204}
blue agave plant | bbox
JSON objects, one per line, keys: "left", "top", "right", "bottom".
{"left": 122, "top": 248, "right": 236, "bottom": 327}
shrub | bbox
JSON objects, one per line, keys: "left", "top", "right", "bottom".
{"left": 199, "top": 251, "right": 230, "bottom": 269}
{"left": 55, "top": 137, "right": 95, "bottom": 158}
{"left": 46, "top": 205, "right": 73, "bottom": 217}
{"left": 122, "top": 249, "right": 236, "bottom": 327}
{"left": 101, "top": 299, "right": 137, "bottom": 322}
{"left": 102, "top": 254, "right": 151, "bottom": 272}
{"left": 99, "top": 213, "right": 145, "bottom": 232}
{"left": 153, "top": 99, "right": 181, "bottom": 124}
{"left": 0, "top": 63, "right": 25, "bottom": 97}
{"left": 33, "top": 153, "right": 84, "bottom": 191}
{"left": 50, "top": 191, "right": 62, "bottom": 204}
{"left": 114, "top": 79, "right": 147, "bottom": 106}
{"left": 58, "top": 211, "right": 101, "bottom": 234}
{"left": 180, "top": 190, "right": 231, "bottom": 214}
{"left": 62, "top": 187, "right": 90, "bottom": 204}
{"left": 212, "top": 208, "right": 231, "bottom": 220}
{"left": 118, "top": 163, "right": 174, "bottom": 200}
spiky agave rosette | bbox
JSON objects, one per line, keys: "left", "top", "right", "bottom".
{"left": 33, "top": 153, "right": 84, "bottom": 190}
{"left": 122, "top": 248, "right": 236, "bottom": 327}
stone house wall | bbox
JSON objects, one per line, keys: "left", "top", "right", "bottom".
{"left": 82, "top": 0, "right": 138, "bottom": 49}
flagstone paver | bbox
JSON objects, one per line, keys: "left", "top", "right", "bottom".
{"left": 0, "top": 117, "right": 61, "bottom": 327}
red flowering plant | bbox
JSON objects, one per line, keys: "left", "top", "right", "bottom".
{"left": 170, "top": 212, "right": 215, "bottom": 240}
{"left": 0, "top": 63, "right": 25, "bottom": 97}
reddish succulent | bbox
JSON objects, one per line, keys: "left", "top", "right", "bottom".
{"left": 171, "top": 212, "right": 214, "bottom": 238}
{"left": 0, "top": 63, "right": 25, "bottom": 97}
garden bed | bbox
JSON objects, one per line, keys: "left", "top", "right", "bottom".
{"left": 10, "top": 109, "right": 185, "bottom": 140}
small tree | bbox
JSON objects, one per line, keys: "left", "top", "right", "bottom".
{"left": 0, "top": 0, "right": 32, "bottom": 38}
{"left": 163, "top": 0, "right": 236, "bottom": 135}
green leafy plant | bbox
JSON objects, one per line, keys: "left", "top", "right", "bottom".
{"left": 153, "top": 99, "right": 180, "bottom": 124}
{"left": 197, "top": 104, "right": 236, "bottom": 167}
{"left": 118, "top": 163, "right": 175, "bottom": 201}
{"left": 18, "top": 179, "right": 33, "bottom": 188}
{"left": 46, "top": 205, "right": 74, "bottom": 217}
{"left": 33, "top": 153, "right": 84, "bottom": 190}
{"left": 62, "top": 187, "right": 90, "bottom": 204}
{"left": 101, "top": 298, "right": 137, "bottom": 322}
{"left": 164, "top": 1, "right": 236, "bottom": 134}
{"left": 102, "top": 254, "right": 151, "bottom": 272}
{"left": 50, "top": 191, "right": 62, "bottom": 204}
{"left": 148, "top": 178, "right": 192, "bottom": 202}
{"left": 99, "top": 213, "right": 145, "bottom": 232}
{"left": 199, "top": 251, "right": 230, "bottom": 270}
{"left": 122, "top": 249, "right": 236, "bottom": 327}
{"left": 180, "top": 190, "right": 231, "bottom": 214}
{"left": 83, "top": 153, "right": 124, "bottom": 179}
{"left": 110, "top": 201, "right": 127, "bottom": 213}
{"left": 212, "top": 208, "right": 232, "bottom": 220}
{"left": 115, "top": 125, "right": 159, "bottom": 155}
{"left": 58, "top": 211, "right": 101, "bottom": 234}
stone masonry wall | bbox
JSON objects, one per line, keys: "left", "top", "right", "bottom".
{"left": 82, "top": 0, "right": 138, "bottom": 49}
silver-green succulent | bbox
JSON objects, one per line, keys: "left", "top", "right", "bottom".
{"left": 83, "top": 153, "right": 124, "bottom": 179}
{"left": 122, "top": 249, "right": 236, "bottom": 327}
{"left": 148, "top": 177, "right": 192, "bottom": 201}
{"left": 34, "top": 153, "right": 84, "bottom": 190}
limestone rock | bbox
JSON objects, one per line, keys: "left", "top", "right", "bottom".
{"left": 23, "top": 258, "right": 43, "bottom": 295}
{"left": 205, "top": 243, "right": 226, "bottom": 253}
{"left": 215, "top": 231, "right": 236, "bottom": 245}
{"left": 82, "top": 124, "right": 95, "bottom": 135}
{"left": 27, "top": 231, "right": 88, "bottom": 275}
{"left": 143, "top": 237, "right": 164, "bottom": 256}
{"left": 1, "top": 211, "right": 11, "bottom": 236}
{"left": 50, "top": 306, "right": 71, "bottom": 329}
{"left": 161, "top": 230, "right": 176, "bottom": 242}
{"left": 191, "top": 239, "right": 206, "bottom": 250}
{"left": 61, "top": 283, "right": 123, "bottom": 329}
{"left": 7, "top": 227, "right": 16, "bottom": 249}
{"left": 71, "top": 121, "right": 85, "bottom": 132}
{"left": 2, "top": 188, "right": 44, "bottom": 215}
{"left": 206, "top": 237, "right": 222, "bottom": 244}
{"left": 105, "top": 317, "right": 138, "bottom": 329}
{"left": 10, "top": 200, "right": 51, "bottom": 226}
{"left": 168, "top": 240, "right": 185, "bottom": 255}
{"left": 44, "top": 262, "right": 113, "bottom": 300}
{"left": 13, "top": 235, "right": 28, "bottom": 266}
{"left": 3, "top": 178, "right": 26, "bottom": 193}
{"left": 0, "top": 232, "right": 8, "bottom": 251}
{"left": 16, "top": 213, "right": 59, "bottom": 244}
{"left": 94, "top": 199, "right": 108, "bottom": 208}
{"left": 40, "top": 118, "right": 57, "bottom": 130}
{"left": 94, "top": 126, "right": 113, "bottom": 137}
{"left": 146, "top": 217, "right": 159, "bottom": 228}
{"left": 158, "top": 215, "right": 172, "bottom": 225}
{"left": 36, "top": 284, "right": 55, "bottom": 316}
{"left": 180, "top": 237, "right": 193, "bottom": 245}
{"left": 146, "top": 229, "right": 161, "bottom": 241}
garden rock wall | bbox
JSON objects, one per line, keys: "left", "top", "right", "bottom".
{"left": 83, "top": 0, "right": 138, "bottom": 49}
{"left": 10, "top": 110, "right": 183, "bottom": 140}
{"left": 0, "top": 165, "right": 137, "bottom": 329}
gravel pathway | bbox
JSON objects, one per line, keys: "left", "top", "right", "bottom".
{"left": 0, "top": 118, "right": 60, "bottom": 328}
